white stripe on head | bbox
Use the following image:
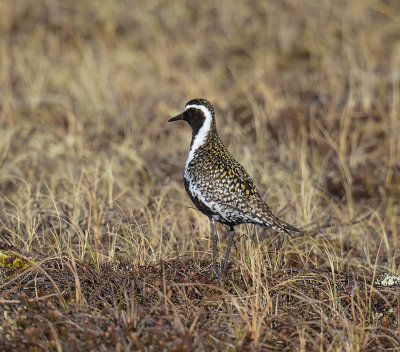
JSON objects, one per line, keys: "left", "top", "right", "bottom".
{"left": 184, "top": 104, "right": 213, "bottom": 170}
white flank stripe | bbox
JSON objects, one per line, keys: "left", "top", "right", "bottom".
{"left": 183, "top": 104, "right": 214, "bottom": 216}
{"left": 184, "top": 104, "right": 213, "bottom": 170}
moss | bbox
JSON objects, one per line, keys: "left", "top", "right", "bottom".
{"left": 0, "top": 249, "right": 30, "bottom": 277}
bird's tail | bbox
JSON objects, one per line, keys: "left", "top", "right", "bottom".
{"left": 273, "top": 218, "right": 301, "bottom": 236}
{"left": 257, "top": 209, "right": 301, "bottom": 235}
{"left": 282, "top": 221, "right": 301, "bottom": 233}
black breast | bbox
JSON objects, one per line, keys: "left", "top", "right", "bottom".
{"left": 184, "top": 177, "right": 216, "bottom": 217}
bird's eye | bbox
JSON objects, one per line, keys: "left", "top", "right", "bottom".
{"left": 189, "top": 108, "right": 195, "bottom": 112}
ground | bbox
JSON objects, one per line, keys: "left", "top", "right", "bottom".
{"left": 0, "top": 1, "right": 399, "bottom": 351}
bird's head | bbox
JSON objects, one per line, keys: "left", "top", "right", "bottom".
{"left": 168, "top": 98, "right": 215, "bottom": 134}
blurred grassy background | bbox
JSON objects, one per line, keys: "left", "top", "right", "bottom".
{"left": 0, "top": 0, "right": 399, "bottom": 349}
{"left": 1, "top": 0, "right": 398, "bottom": 268}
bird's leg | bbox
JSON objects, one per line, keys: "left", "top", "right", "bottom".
{"left": 210, "top": 218, "right": 219, "bottom": 276}
{"left": 222, "top": 226, "right": 235, "bottom": 271}
{"left": 275, "top": 234, "right": 285, "bottom": 269}
{"left": 276, "top": 234, "right": 284, "bottom": 251}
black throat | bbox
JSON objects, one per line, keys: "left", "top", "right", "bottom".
{"left": 185, "top": 111, "right": 206, "bottom": 140}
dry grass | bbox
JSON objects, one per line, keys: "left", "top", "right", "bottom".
{"left": 0, "top": 0, "right": 399, "bottom": 350}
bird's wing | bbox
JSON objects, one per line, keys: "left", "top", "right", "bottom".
{"left": 230, "top": 158, "right": 259, "bottom": 195}
{"left": 195, "top": 152, "right": 261, "bottom": 202}
{"left": 201, "top": 154, "right": 297, "bottom": 231}
{"left": 190, "top": 154, "right": 299, "bottom": 232}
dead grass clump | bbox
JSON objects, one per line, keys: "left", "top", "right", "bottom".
{"left": 1, "top": 244, "right": 399, "bottom": 350}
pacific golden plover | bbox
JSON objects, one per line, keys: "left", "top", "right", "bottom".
{"left": 169, "top": 98, "right": 300, "bottom": 274}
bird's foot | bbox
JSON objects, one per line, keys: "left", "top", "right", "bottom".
{"left": 221, "top": 262, "right": 227, "bottom": 273}
{"left": 212, "top": 262, "right": 222, "bottom": 279}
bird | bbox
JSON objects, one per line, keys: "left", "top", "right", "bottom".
{"left": 169, "top": 98, "right": 300, "bottom": 275}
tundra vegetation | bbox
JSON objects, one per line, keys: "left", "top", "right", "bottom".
{"left": 0, "top": 1, "right": 399, "bottom": 350}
